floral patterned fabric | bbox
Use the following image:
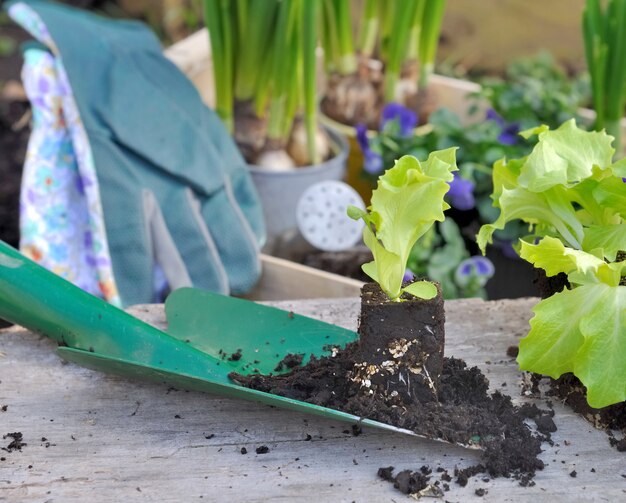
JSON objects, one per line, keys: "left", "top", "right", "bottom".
{"left": 11, "top": 2, "right": 121, "bottom": 306}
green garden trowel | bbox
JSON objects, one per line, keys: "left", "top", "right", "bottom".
{"left": 0, "top": 240, "right": 423, "bottom": 436}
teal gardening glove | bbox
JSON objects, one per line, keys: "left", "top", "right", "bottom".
{"left": 8, "top": 0, "right": 265, "bottom": 306}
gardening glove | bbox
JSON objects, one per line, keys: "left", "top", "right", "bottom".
{"left": 18, "top": 43, "right": 123, "bottom": 304}
{"left": 8, "top": 0, "right": 265, "bottom": 307}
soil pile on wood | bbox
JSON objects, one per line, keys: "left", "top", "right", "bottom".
{"left": 230, "top": 343, "right": 545, "bottom": 483}
{"left": 542, "top": 373, "right": 626, "bottom": 451}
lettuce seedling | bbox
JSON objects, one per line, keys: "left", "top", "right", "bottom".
{"left": 348, "top": 150, "right": 458, "bottom": 301}
{"left": 477, "top": 119, "right": 626, "bottom": 408}
{"left": 517, "top": 236, "right": 626, "bottom": 408}
{"left": 477, "top": 119, "right": 626, "bottom": 260}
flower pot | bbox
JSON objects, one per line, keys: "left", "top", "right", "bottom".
{"left": 247, "top": 127, "right": 349, "bottom": 243}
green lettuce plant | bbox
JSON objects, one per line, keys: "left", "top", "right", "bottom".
{"left": 477, "top": 118, "right": 626, "bottom": 408}
{"left": 517, "top": 237, "right": 625, "bottom": 408}
{"left": 477, "top": 119, "right": 626, "bottom": 261}
{"left": 348, "top": 150, "right": 458, "bottom": 301}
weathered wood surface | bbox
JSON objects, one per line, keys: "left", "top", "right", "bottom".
{"left": 1, "top": 297, "right": 625, "bottom": 502}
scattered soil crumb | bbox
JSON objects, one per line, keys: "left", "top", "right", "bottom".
{"left": 570, "top": 470, "right": 577, "bottom": 478}
{"left": 377, "top": 466, "right": 443, "bottom": 497}
{"left": 506, "top": 346, "right": 519, "bottom": 358}
{"left": 475, "top": 488, "right": 487, "bottom": 496}
{"left": 535, "top": 415, "right": 557, "bottom": 435}
{"left": 0, "top": 405, "right": 7, "bottom": 412}
{"left": 2, "top": 432, "right": 26, "bottom": 452}
{"left": 255, "top": 446, "right": 269, "bottom": 454}
{"left": 240, "top": 447, "right": 248, "bottom": 455}
{"left": 228, "top": 349, "right": 243, "bottom": 362}
{"left": 274, "top": 353, "right": 304, "bottom": 372}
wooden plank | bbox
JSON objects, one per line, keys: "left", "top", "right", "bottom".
{"left": 1, "top": 297, "right": 625, "bottom": 502}
{"left": 164, "top": 28, "right": 214, "bottom": 107}
{"left": 244, "top": 254, "right": 363, "bottom": 301}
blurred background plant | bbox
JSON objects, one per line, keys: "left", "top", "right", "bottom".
{"left": 405, "top": 220, "right": 494, "bottom": 299}
{"left": 355, "top": 52, "right": 591, "bottom": 297}
{"left": 583, "top": 0, "right": 626, "bottom": 154}
{"left": 202, "top": 0, "right": 331, "bottom": 170}
{"left": 321, "top": 0, "right": 447, "bottom": 129}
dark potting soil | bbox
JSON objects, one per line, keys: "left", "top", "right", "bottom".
{"left": 230, "top": 343, "right": 545, "bottom": 484}
{"left": 274, "top": 353, "right": 304, "bottom": 372}
{"left": 546, "top": 373, "right": 626, "bottom": 441}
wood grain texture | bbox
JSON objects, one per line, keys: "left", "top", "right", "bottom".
{"left": 1, "top": 297, "right": 625, "bottom": 502}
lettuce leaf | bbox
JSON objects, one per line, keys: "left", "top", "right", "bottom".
{"left": 348, "top": 151, "right": 457, "bottom": 300}
{"left": 478, "top": 119, "right": 625, "bottom": 261}
{"left": 518, "top": 283, "right": 626, "bottom": 408}
{"left": 583, "top": 225, "right": 626, "bottom": 262}
{"left": 519, "top": 236, "right": 606, "bottom": 278}
{"left": 517, "top": 236, "right": 626, "bottom": 408}
{"left": 518, "top": 119, "right": 614, "bottom": 191}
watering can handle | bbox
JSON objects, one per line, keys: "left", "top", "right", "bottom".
{"left": 0, "top": 240, "right": 162, "bottom": 350}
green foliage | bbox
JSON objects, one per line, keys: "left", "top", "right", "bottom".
{"left": 478, "top": 119, "right": 625, "bottom": 259}
{"left": 478, "top": 118, "right": 626, "bottom": 409}
{"left": 583, "top": 0, "right": 626, "bottom": 152}
{"left": 517, "top": 236, "right": 626, "bottom": 408}
{"left": 474, "top": 52, "right": 590, "bottom": 131}
{"left": 407, "top": 219, "right": 493, "bottom": 299}
{"left": 348, "top": 151, "right": 458, "bottom": 301}
{"left": 0, "top": 35, "right": 16, "bottom": 57}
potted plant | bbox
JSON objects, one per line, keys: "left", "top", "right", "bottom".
{"left": 349, "top": 54, "right": 590, "bottom": 299}
{"left": 230, "top": 151, "right": 548, "bottom": 484}
{"left": 317, "top": 0, "right": 447, "bottom": 201}
{"left": 477, "top": 119, "right": 626, "bottom": 440}
{"left": 202, "top": 0, "right": 349, "bottom": 241}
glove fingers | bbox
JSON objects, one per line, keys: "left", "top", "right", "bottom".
{"left": 142, "top": 189, "right": 192, "bottom": 292}
{"left": 160, "top": 188, "right": 229, "bottom": 295}
{"left": 197, "top": 184, "right": 261, "bottom": 294}
{"left": 199, "top": 107, "right": 266, "bottom": 246}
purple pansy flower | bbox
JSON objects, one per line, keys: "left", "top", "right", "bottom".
{"left": 486, "top": 108, "right": 520, "bottom": 146}
{"left": 403, "top": 269, "right": 415, "bottom": 282}
{"left": 447, "top": 173, "right": 475, "bottom": 211}
{"left": 454, "top": 256, "right": 495, "bottom": 287}
{"left": 380, "top": 102, "right": 418, "bottom": 136}
{"left": 356, "top": 124, "right": 384, "bottom": 175}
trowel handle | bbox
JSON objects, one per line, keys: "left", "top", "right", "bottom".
{"left": 0, "top": 240, "right": 158, "bottom": 350}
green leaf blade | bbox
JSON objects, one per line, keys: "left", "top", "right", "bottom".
{"left": 518, "top": 287, "right": 591, "bottom": 378}
{"left": 518, "top": 119, "right": 614, "bottom": 192}
{"left": 352, "top": 152, "right": 457, "bottom": 301}
{"left": 574, "top": 285, "right": 626, "bottom": 408}
{"left": 402, "top": 280, "right": 438, "bottom": 300}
